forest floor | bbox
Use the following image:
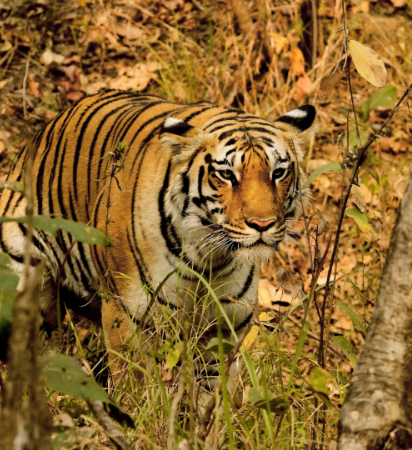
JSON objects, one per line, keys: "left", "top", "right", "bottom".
{"left": 1, "top": 0, "right": 412, "bottom": 449}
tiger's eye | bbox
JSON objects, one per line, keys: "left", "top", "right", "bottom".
{"left": 218, "top": 170, "right": 234, "bottom": 180}
{"left": 272, "top": 168, "right": 287, "bottom": 180}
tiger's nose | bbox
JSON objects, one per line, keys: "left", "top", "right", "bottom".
{"left": 247, "top": 219, "right": 277, "bottom": 232}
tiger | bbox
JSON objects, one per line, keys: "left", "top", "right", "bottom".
{"left": 0, "top": 90, "right": 315, "bottom": 392}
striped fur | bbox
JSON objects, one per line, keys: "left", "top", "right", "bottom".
{"left": 0, "top": 90, "right": 316, "bottom": 383}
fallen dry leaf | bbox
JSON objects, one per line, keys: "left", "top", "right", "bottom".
{"left": 276, "top": 268, "right": 303, "bottom": 299}
{"left": 161, "top": 372, "right": 173, "bottom": 383}
{"left": 109, "top": 62, "right": 160, "bottom": 91}
{"left": 0, "top": 79, "right": 10, "bottom": 90}
{"left": 53, "top": 413, "right": 74, "bottom": 429}
{"left": 317, "top": 209, "right": 329, "bottom": 236}
{"left": 391, "top": 0, "right": 406, "bottom": 6}
{"left": 293, "top": 73, "right": 314, "bottom": 101}
{"left": 41, "top": 48, "right": 65, "bottom": 66}
{"left": 258, "top": 279, "right": 296, "bottom": 309}
{"left": 380, "top": 137, "right": 408, "bottom": 154}
{"left": 0, "top": 140, "right": 6, "bottom": 155}
{"left": 367, "top": 209, "right": 382, "bottom": 220}
{"left": 289, "top": 46, "right": 305, "bottom": 77}
{"left": 57, "top": 66, "right": 85, "bottom": 101}
{"left": 317, "top": 255, "right": 357, "bottom": 286}
{"left": 269, "top": 32, "right": 289, "bottom": 54}
{"left": 27, "top": 74, "right": 39, "bottom": 98}
{"left": 351, "top": 185, "right": 367, "bottom": 212}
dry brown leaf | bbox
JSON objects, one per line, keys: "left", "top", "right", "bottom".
{"left": 57, "top": 66, "right": 85, "bottom": 101}
{"left": 27, "top": 74, "right": 39, "bottom": 98}
{"left": 269, "top": 32, "right": 289, "bottom": 54}
{"left": 276, "top": 268, "right": 303, "bottom": 299}
{"left": 293, "top": 73, "right": 314, "bottom": 101}
{"left": 391, "top": 0, "right": 406, "bottom": 6}
{"left": 351, "top": 185, "right": 367, "bottom": 212}
{"left": 317, "top": 209, "right": 329, "bottom": 236}
{"left": 109, "top": 63, "right": 160, "bottom": 91}
{"left": 317, "top": 255, "right": 357, "bottom": 285}
{"left": 358, "top": 222, "right": 378, "bottom": 242}
{"left": 41, "top": 48, "right": 65, "bottom": 66}
{"left": 161, "top": 372, "right": 173, "bottom": 383}
{"left": 116, "top": 24, "right": 145, "bottom": 42}
{"left": 0, "top": 79, "right": 10, "bottom": 90}
{"left": 289, "top": 46, "right": 305, "bottom": 77}
{"left": 359, "top": 1, "right": 370, "bottom": 12}
{"left": 348, "top": 40, "right": 387, "bottom": 87}
{"left": 367, "top": 209, "right": 382, "bottom": 220}
{"left": 258, "top": 279, "right": 295, "bottom": 308}
{"left": 53, "top": 413, "right": 74, "bottom": 429}
{"left": 381, "top": 137, "right": 408, "bottom": 154}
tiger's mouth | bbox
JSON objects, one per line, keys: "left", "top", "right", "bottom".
{"left": 227, "top": 237, "right": 282, "bottom": 251}
{"left": 195, "top": 217, "right": 284, "bottom": 258}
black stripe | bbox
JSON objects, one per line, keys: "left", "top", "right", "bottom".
{"left": 235, "top": 264, "right": 255, "bottom": 299}
{"left": 72, "top": 93, "right": 136, "bottom": 203}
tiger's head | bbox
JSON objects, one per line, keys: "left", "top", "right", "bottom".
{"left": 160, "top": 105, "right": 316, "bottom": 263}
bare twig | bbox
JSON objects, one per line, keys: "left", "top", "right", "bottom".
{"left": 87, "top": 401, "right": 133, "bottom": 450}
{"left": 22, "top": 56, "right": 29, "bottom": 121}
{"left": 310, "top": 0, "right": 318, "bottom": 69}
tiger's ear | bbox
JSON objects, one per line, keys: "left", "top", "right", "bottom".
{"left": 274, "top": 105, "right": 316, "bottom": 144}
{"left": 160, "top": 117, "right": 208, "bottom": 157}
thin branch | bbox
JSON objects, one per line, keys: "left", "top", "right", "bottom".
{"left": 87, "top": 401, "right": 133, "bottom": 450}
{"left": 322, "top": 82, "right": 412, "bottom": 338}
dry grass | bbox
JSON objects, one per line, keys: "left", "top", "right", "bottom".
{"left": 1, "top": 0, "right": 412, "bottom": 448}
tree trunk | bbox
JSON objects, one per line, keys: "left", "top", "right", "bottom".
{"left": 338, "top": 169, "right": 412, "bottom": 449}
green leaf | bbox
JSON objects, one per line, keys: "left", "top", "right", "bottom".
{"left": 349, "top": 128, "right": 369, "bottom": 149}
{"left": 165, "top": 348, "right": 180, "bottom": 369}
{"left": 308, "top": 367, "right": 333, "bottom": 395}
{"left": 301, "top": 162, "right": 342, "bottom": 190}
{"left": 43, "top": 354, "right": 112, "bottom": 402}
{"left": 360, "top": 100, "right": 370, "bottom": 122}
{"left": 0, "top": 252, "right": 19, "bottom": 291}
{"left": 329, "top": 370, "right": 348, "bottom": 385}
{"left": 0, "top": 291, "right": 13, "bottom": 361}
{"left": 0, "top": 269, "right": 19, "bottom": 291}
{"left": 332, "top": 335, "right": 357, "bottom": 367}
{"left": 206, "top": 337, "right": 234, "bottom": 354}
{"left": 0, "top": 252, "right": 17, "bottom": 361}
{"left": 313, "top": 391, "right": 336, "bottom": 410}
{"left": 337, "top": 301, "right": 367, "bottom": 335}
{"left": 248, "top": 387, "right": 289, "bottom": 414}
{"left": 0, "top": 180, "right": 25, "bottom": 195}
{"left": 339, "top": 270, "right": 368, "bottom": 303}
{"left": 345, "top": 208, "right": 377, "bottom": 242}
{"left": 43, "top": 354, "right": 133, "bottom": 427}
{"left": 368, "top": 85, "right": 397, "bottom": 111}
{"left": 0, "top": 216, "right": 109, "bottom": 246}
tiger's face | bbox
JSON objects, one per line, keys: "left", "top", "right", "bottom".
{"left": 161, "top": 105, "right": 316, "bottom": 263}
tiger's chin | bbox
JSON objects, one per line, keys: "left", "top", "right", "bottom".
{"left": 234, "top": 242, "right": 278, "bottom": 264}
